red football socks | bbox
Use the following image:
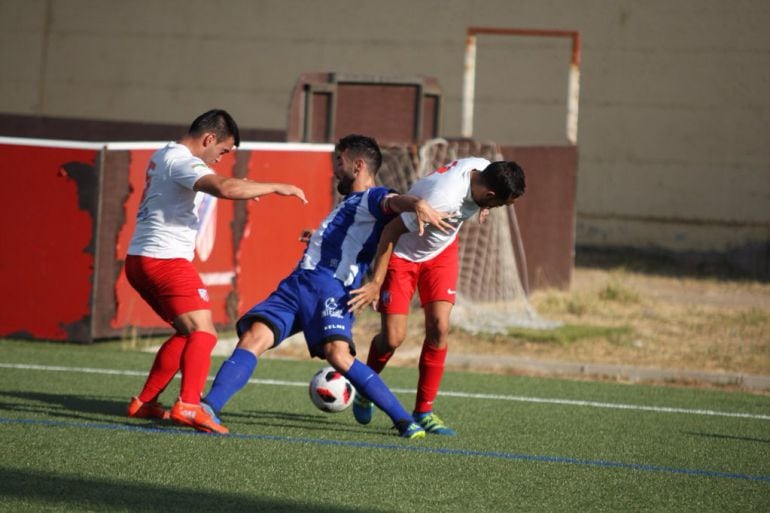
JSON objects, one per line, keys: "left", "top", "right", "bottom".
{"left": 178, "top": 331, "right": 218, "bottom": 404}
{"left": 415, "top": 343, "right": 448, "bottom": 413}
{"left": 138, "top": 333, "right": 186, "bottom": 403}
{"left": 366, "top": 336, "right": 394, "bottom": 374}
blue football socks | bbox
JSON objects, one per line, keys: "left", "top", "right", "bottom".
{"left": 344, "top": 359, "right": 412, "bottom": 424}
{"left": 203, "top": 348, "right": 257, "bottom": 413}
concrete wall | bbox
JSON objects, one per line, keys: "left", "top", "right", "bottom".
{"left": 2, "top": 0, "right": 768, "bottom": 275}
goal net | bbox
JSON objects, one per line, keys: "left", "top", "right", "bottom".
{"left": 378, "top": 138, "right": 558, "bottom": 334}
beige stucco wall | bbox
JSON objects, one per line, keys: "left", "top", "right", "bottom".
{"left": 2, "top": 0, "right": 768, "bottom": 260}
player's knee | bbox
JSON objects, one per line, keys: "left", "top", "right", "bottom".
{"left": 323, "top": 340, "right": 355, "bottom": 372}
{"left": 237, "top": 323, "right": 273, "bottom": 355}
{"left": 424, "top": 317, "right": 450, "bottom": 345}
{"left": 381, "top": 328, "right": 406, "bottom": 351}
{"left": 174, "top": 309, "right": 216, "bottom": 336}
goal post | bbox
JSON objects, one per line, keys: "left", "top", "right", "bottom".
{"left": 462, "top": 27, "right": 581, "bottom": 145}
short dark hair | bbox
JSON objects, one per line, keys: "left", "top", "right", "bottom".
{"left": 188, "top": 109, "right": 240, "bottom": 147}
{"left": 335, "top": 134, "right": 383, "bottom": 174}
{"left": 480, "top": 161, "right": 526, "bottom": 202}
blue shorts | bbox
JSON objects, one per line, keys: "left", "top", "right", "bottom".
{"left": 236, "top": 269, "right": 356, "bottom": 359}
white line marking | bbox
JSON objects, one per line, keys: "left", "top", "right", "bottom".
{"left": 1, "top": 363, "right": 768, "bottom": 421}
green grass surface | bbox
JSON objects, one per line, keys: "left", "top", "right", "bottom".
{"left": 1, "top": 338, "right": 768, "bottom": 512}
{"left": 505, "top": 323, "right": 633, "bottom": 345}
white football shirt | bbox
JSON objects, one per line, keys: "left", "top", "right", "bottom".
{"left": 394, "top": 157, "right": 490, "bottom": 262}
{"left": 127, "top": 142, "right": 214, "bottom": 261}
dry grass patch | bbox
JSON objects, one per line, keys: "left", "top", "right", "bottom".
{"left": 350, "top": 266, "right": 770, "bottom": 378}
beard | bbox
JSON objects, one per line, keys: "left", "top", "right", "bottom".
{"left": 336, "top": 178, "right": 352, "bottom": 195}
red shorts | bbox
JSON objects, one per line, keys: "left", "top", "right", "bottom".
{"left": 378, "top": 238, "right": 459, "bottom": 315}
{"left": 124, "top": 255, "right": 210, "bottom": 323}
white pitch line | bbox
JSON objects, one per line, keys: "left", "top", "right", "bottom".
{"left": 2, "top": 363, "right": 768, "bottom": 421}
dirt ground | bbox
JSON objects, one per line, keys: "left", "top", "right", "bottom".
{"left": 252, "top": 255, "right": 770, "bottom": 390}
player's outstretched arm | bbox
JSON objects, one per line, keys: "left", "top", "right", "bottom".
{"left": 348, "top": 216, "right": 408, "bottom": 313}
{"left": 194, "top": 174, "right": 308, "bottom": 204}
{"left": 384, "top": 194, "right": 453, "bottom": 235}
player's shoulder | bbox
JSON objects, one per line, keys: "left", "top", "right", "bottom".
{"left": 165, "top": 144, "right": 210, "bottom": 176}
{"left": 456, "top": 156, "right": 491, "bottom": 170}
{"left": 364, "top": 185, "right": 395, "bottom": 202}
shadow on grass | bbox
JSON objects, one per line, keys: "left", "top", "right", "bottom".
{"left": 0, "top": 390, "right": 393, "bottom": 438}
{"left": 222, "top": 408, "right": 393, "bottom": 437}
{"left": 0, "top": 467, "right": 374, "bottom": 513}
{"left": 0, "top": 390, "right": 126, "bottom": 421}
{"left": 682, "top": 431, "right": 770, "bottom": 444}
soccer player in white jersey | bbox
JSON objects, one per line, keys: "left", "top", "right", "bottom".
{"left": 125, "top": 110, "right": 307, "bottom": 434}
{"left": 347, "top": 157, "right": 526, "bottom": 435}
{"left": 203, "top": 134, "right": 452, "bottom": 438}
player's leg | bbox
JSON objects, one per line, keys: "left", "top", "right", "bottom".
{"left": 353, "top": 311, "right": 409, "bottom": 425}
{"left": 129, "top": 257, "right": 225, "bottom": 434}
{"left": 360, "top": 262, "right": 413, "bottom": 425}
{"left": 204, "top": 274, "right": 298, "bottom": 418}
{"left": 367, "top": 255, "right": 418, "bottom": 373}
{"left": 413, "top": 241, "right": 459, "bottom": 435}
{"left": 173, "top": 308, "right": 218, "bottom": 405}
{"left": 124, "top": 256, "right": 191, "bottom": 420}
{"left": 308, "top": 278, "right": 423, "bottom": 438}
{"left": 128, "top": 332, "right": 186, "bottom": 419}
{"left": 324, "top": 341, "right": 424, "bottom": 439}
{"left": 166, "top": 296, "right": 228, "bottom": 433}
{"left": 368, "top": 313, "right": 408, "bottom": 372}
{"left": 413, "top": 301, "right": 455, "bottom": 435}
{"left": 203, "top": 318, "right": 276, "bottom": 414}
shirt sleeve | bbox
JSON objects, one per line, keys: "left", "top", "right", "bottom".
{"left": 367, "top": 187, "right": 399, "bottom": 222}
{"left": 399, "top": 167, "right": 468, "bottom": 233}
{"left": 170, "top": 157, "right": 214, "bottom": 190}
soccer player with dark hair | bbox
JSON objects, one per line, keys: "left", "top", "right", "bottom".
{"left": 125, "top": 109, "right": 307, "bottom": 434}
{"left": 202, "top": 134, "right": 453, "bottom": 438}
{"left": 348, "top": 157, "right": 526, "bottom": 435}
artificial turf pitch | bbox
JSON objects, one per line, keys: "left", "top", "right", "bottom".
{"left": 1, "top": 339, "right": 768, "bottom": 512}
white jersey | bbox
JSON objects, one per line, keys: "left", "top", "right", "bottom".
{"left": 395, "top": 157, "right": 490, "bottom": 262}
{"left": 127, "top": 142, "right": 214, "bottom": 261}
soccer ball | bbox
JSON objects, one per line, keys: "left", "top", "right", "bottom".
{"left": 308, "top": 366, "right": 355, "bottom": 413}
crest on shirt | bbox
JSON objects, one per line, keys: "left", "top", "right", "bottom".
{"left": 323, "top": 297, "right": 344, "bottom": 319}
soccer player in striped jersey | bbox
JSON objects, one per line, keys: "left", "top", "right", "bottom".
{"left": 347, "top": 157, "right": 526, "bottom": 435}
{"left": 203, "top": 134, "right": 452, "bottom": 438}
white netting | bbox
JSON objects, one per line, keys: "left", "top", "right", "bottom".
{"left": 378, "top": 139, "right": 558, "bottom": 334}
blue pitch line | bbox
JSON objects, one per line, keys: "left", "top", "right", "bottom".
{"left": 2, "top": 416, "right": 769, "bottom": 484}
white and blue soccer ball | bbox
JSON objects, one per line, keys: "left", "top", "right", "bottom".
{"left": 309, "top": 366, "right": 355, "bottom": 413}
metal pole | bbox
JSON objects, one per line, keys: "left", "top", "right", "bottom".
{"left": 461, "top": 33, "right": 477, "bottom": 138}
{"left": 464, "top": 27, "right": 582, "bottom": 145}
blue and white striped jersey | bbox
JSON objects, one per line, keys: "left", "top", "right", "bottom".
{"left": 299, "top": 186, "right": 395, "bottom": 288}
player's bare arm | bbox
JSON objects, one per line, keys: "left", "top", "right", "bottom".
{"left": 383, "top": 194, "right": 453, "bottom": 235}
{"left": 194, "top": 174, "right": 308, "bottom": 203}
{"left": 348, "top": 216, "right": 409, "bottom": 313}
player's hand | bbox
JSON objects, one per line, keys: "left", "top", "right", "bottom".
{"left": 274, "top": 184, "right": 308, "bottom": 204}
{"left": 415, "top": 199, "right": 453, "bottom": 236}
{"left": 347, "top": 282, "right": 381, "bottom": 314}
{"left": 478, "top": 208, "right": 490, "bottom": 224}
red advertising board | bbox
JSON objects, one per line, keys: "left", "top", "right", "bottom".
{"left": 0, "top": 138, "right": 333, "bottom": 342}
{"left": 0, "top": 140, "right": 102, "bottom": 340}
